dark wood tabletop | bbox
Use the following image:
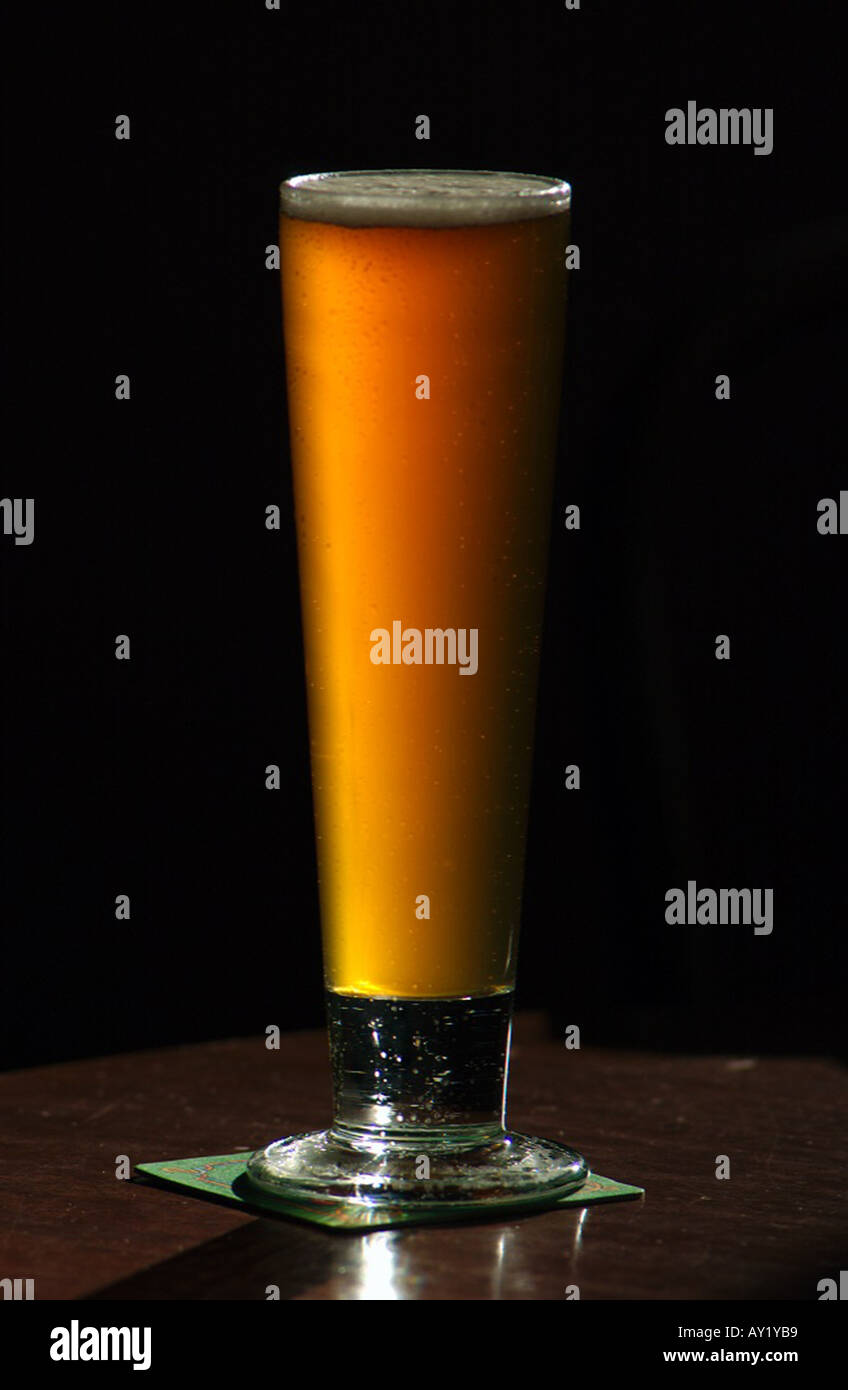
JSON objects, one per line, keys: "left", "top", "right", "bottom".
{"left": 1, "top": 1013, "right": 845, "bottom": 1301}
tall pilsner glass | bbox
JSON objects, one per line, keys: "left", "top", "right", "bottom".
{"left": 247, "top": 170, "right": 588, "bottom": 1216}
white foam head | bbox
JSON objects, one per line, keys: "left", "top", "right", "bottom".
{"left": 279, "top": 169, "right": 571, "bottom": 228}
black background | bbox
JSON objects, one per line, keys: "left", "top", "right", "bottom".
{"left": 2, "top": 0, "right": 846, "bottom": 1069}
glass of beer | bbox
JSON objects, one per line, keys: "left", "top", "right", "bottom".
{"left": 247, "top": 170, "right": 588, "bottom": 1216}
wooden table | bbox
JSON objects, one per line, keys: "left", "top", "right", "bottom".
{"left": 1, "top": 1014, "right": 844, "bottom": 1300}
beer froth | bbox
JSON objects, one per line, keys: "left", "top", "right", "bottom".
{"left": 280, "top": 169, "right": 570, "bottom": 228}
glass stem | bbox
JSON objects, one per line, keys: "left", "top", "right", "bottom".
{"left": 326, "top": 991, "right": 514, "bottom": 1147}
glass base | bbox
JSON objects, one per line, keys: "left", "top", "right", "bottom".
{"left": 246, "top": 991, "right": 588, "bottom": 1214}
{"left": 246, "top": 1128, "right": 588, "bottom": 1213}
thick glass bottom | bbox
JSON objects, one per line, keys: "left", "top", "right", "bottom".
{"left": 246, "top": 1128, "right": 588, "bottom": 1211}
{"left": 246, "top": 991, "right": 588, "bottom": 1214}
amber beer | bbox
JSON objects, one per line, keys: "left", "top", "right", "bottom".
{"left": 280, "top": 170, "right": 569, "bottom": 1000}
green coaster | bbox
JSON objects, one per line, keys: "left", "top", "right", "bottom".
{"left": 135, "top": 1152, "right": 644, "bottom": 1230}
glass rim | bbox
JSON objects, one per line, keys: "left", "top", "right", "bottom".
{"left": 278, "top": 168, "right": 571, "bottom": 228}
